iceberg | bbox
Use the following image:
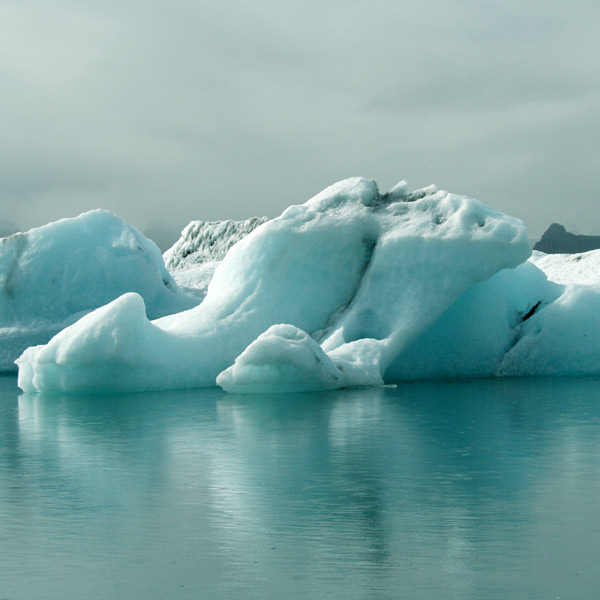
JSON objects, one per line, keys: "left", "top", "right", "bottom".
{"left": 0, "top": 210, "right": 198, "bottom": 372}
{"left": 17, "top": 177, "right": 536, "bottom": 394}
{"left": 216, "top": 324, "right": 353, "bottom": 393}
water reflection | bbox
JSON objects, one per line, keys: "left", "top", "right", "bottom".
{"left": 1, "top": 377, "right": 600, "bottom": 599}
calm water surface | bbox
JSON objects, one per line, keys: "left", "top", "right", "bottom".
{"left": 1, "top": 375, "right": 600, "bottom": 599}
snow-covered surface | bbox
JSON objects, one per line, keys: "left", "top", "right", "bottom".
{"left": 163, "top": 217, "right": 270, "bottom": 298}
{"left": 0, "top": 210, "right": 198, "bottom": 372}
{"left": 529, "top": 249, "right": 600, "bottom": 286}
{"left": 18, "top": 177, "right": 537, "bottom": 394}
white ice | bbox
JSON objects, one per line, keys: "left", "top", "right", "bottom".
{"left": 216, "top": 324, "right": 351, "bottom": 393}
{"left": 529, "top": 249, "right": 600, "bottom": 287}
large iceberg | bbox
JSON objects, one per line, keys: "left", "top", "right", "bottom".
{"left": 18, "top": 177, "right": 543, "bottom": 394}
{"left": 1, "top": 210, "right": 198, "bottom": 372}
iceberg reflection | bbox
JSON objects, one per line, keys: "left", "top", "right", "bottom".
{"left": 2, "top": 378, "right": 599, "bottom": 598}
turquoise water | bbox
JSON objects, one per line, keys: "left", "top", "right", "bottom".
{"left": 1, "top": 375, "right": 600, "bottom": 599}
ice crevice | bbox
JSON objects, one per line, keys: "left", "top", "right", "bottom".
{"left": 310, "top": 232, "right": 379, "bottom": 344}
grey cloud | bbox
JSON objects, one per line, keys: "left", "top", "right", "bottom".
{"left": 1, "top": 0, "right": 599, "bottom": 246}
{"left": 0, "top": 218, "right": 20, "bottom": 238}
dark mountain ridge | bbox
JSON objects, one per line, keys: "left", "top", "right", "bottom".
{"left": 533, "top": 223, "right": 600, "bottom": 254}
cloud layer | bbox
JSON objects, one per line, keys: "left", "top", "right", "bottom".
{"left": 2, "top": 0, "right": 599, "bottom": 248}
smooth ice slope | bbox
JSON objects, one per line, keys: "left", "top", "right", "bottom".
{"left": 17, "top": 177, "right": 531, "bottom": 394}
{"left": 1, "top": 211, "right": 197, "bottom": 371}
{"left": 163, "top": 217, "right": 270, "bottom": 298}
{"left": 384, "top": 261, "right": 564, "bottom": 381}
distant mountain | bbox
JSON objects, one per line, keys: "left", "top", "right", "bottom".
{"left": 533, "top": 223, "right": 600, "bottom": 254}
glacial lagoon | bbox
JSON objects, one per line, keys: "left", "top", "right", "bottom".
{"left": 1, "top": 375, "right": 600, "bottom": 599}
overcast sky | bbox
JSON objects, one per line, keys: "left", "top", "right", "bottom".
{"left": 1, "top": 0, "right": 599, "bottom": 249}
